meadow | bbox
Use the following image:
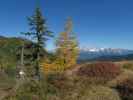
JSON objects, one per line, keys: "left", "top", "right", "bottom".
{"left": 0, "top": 60, "right": 133, "bottom": 100}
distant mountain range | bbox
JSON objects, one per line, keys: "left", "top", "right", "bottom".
{"left": 79, "top": 48, "right": 133, "bottom": 62}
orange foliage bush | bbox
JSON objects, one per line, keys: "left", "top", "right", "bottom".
{"left": 40, "top": 59, "right": 58, "bottom": 74}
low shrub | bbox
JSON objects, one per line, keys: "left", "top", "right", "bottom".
{"left": 47, "top": 73, "right": 121, "bottom": 100}
{"left": 4, "top": 79, "right": 47, "bottom": 100}
{"left": 47, "top": 85, "right": 121, "bottom": 100}
{"left": 15, "top": 80, "right": 41, "bottom": 100}
{"left": 0, "top": 72, "right": 15, "bottom": 89}
{"left": 47, "top": 73, "right": 74, "bottom": 92}
{"left": 115, "top": 77, "right": 133, "bottom": 100}
{"left": 123, "top": 63, "right": 133, "bottom": 71}
{"left": 107, "top": 69, "right": 133, "bottom": 87}
{"left": 79, "top": 86, "right": 121, "bottom": 100}
{"left": 77, "top": 62, "right": 121, "bottom": 82}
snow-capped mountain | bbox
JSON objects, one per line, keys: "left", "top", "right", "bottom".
{"left": 79, "top": 47, "right": 133, "bottom": 60}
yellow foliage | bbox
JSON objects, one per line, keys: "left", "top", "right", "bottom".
{"left": 41, "top": 58, "right": 64, "bottom": 74}
{"left": 41, "top": 56, "right": 77, "bottom": 74}
{"left": 41, "top": 18, "right": 79, "bottom": 74}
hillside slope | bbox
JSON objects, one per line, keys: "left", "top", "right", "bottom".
{"left": 0, "top": 36, "right": 30, "bottom": 68}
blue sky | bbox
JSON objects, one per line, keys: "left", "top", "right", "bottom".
{"left": 0, "top": 0, "right": 133, "bottom": 50}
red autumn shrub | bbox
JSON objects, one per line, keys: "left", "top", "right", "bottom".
{"left": 115, "top": 77, "right": 133, "bottom": 100}
{"left": 77, "top": 62, "right": 121, "bottom": 81}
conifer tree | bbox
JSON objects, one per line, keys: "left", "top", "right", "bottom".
{"left": 22, "top": 7, "right": 52, "bottom": 79}
{"left": 56, "top": 17, "right": 79, "bottom": 71}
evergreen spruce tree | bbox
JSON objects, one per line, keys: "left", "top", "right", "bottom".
{"left": 56, "top": 17, "right": 79, "bottom": 71}
{"left": 21, "top": 5, "right": 52, "bottom": 100}
{"left": 22, "top": 7, "right": 52, "bottom": 80}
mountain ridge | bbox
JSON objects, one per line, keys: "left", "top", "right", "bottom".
{"left": 79, "top": 47, "right": 133, "bottom": 61}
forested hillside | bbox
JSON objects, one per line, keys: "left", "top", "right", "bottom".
{"left": 0, "top": 36, "right": 32, "bottom": 69}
